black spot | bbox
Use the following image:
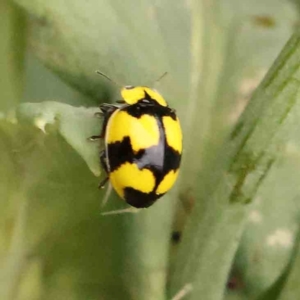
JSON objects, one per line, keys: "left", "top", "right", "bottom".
{"left": 164, "top": 145, "right": 181, "bottom": 173}
{"left": 124, "top": 187, "right": 164, "bottom": 208}
{"left": 107, "top": 137, "right": 133, "bottom": 172}
{"left": 123, "top": 92, "right": 177, "bottom": 120}
{"left": 171, "top": 231, "right": 182, "bottom": 243}
{"left": 106, "top": 125, "right": 181, "bottom": 179}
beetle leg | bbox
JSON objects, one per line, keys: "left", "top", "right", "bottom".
{"left": 98, "top": 104, "right": 120, "bottom": 139}
{"left": 98, "top": 149, "right": 112, "bottom": 208}
{"left": 100, "top": 150, "right": 108, "bottom": 173}
{"left": 101, "top": 207, "right": 140, "bottom": 216}
{"left": 98, "top": 150, "right": 109, "bottom": 189}
{"left": 88, "top": 135, "right": 101, "bottom": 141}
{"left": 91, "top": 105, "right": 117, "bottom": 141}
{"left": 100, "top": 103, "right": 118, "bottom": 113}
{"left": 98, "top": 177, "right": 109, "bottom": 189}
{"left": 115, "top": 99, "right": 125, "bottom": 104}
{"left": 94, "top": 112, "right": 103, "bottom": 118}
{"left": 171, "top": 283, "right": 193, "bottom": 300}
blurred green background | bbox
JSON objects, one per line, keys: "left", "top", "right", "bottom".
{"left": 1, "top": 0, "right": 300, "bottom": 299}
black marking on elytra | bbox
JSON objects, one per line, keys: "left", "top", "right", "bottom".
{"left": 133, "top": 143, "right": 179, "bottom": 198}
{"left": 123, "top": 90, "right": 177, "bottom": 120}
{"left": 145, "top": 116, "right": 181, "bottom": 191}
{"left": 164, "top": 145, "right": 181, "bottom": 173}
{"left": 144, "top": 90, "right": 153, "bottom": 101}
{"left": 107, "top": 137, "right": 180, "bottom": 174}
{"left": 107, "top": 120, "right": 180, "bottom": 173}
{"left": 125, "top": 103, "right": 176, "bottom": 119}
{"left": 123, "top": 188, "right": 165, "bottom": 208}
{"left": 106, "top": 136, "right": 133, "bottom": 172}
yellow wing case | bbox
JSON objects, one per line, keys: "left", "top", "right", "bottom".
{"left": 96, "top": 85, "right": 182, "bottom": 208}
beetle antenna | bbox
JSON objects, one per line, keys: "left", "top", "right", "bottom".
{"left": 154, "top": 71, "right": 168, "bottom": 84}
{"left": 95, "top": 70, "right": 122, "bottom": 87}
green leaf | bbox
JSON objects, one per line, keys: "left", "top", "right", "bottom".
{"left": 0, "top": 101, "right": 174, "bottom": 300}
{"left": 15, "top": 101, "right": 102, "bottom": 176}
{"left": 15, "top": 0, "right": 191, "bottom": 104}
{"left": 256, "top": 220, "right": 300, "bottom": 300}
{"left": 4, "top": 0, "right": 300, "bottom": 299}
{"left": 169, "top": 25, "right": 300, "bottom": 300}
{"left": 0, "top": 1, "right": 26, "bottom": 111}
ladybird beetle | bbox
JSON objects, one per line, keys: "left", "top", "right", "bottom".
{"left": 92, "top": 72, "right": 182, "bottom": 208}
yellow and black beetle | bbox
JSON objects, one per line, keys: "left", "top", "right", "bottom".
{"left": 91, "top": 72, "right": 182, "bottom": 208}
